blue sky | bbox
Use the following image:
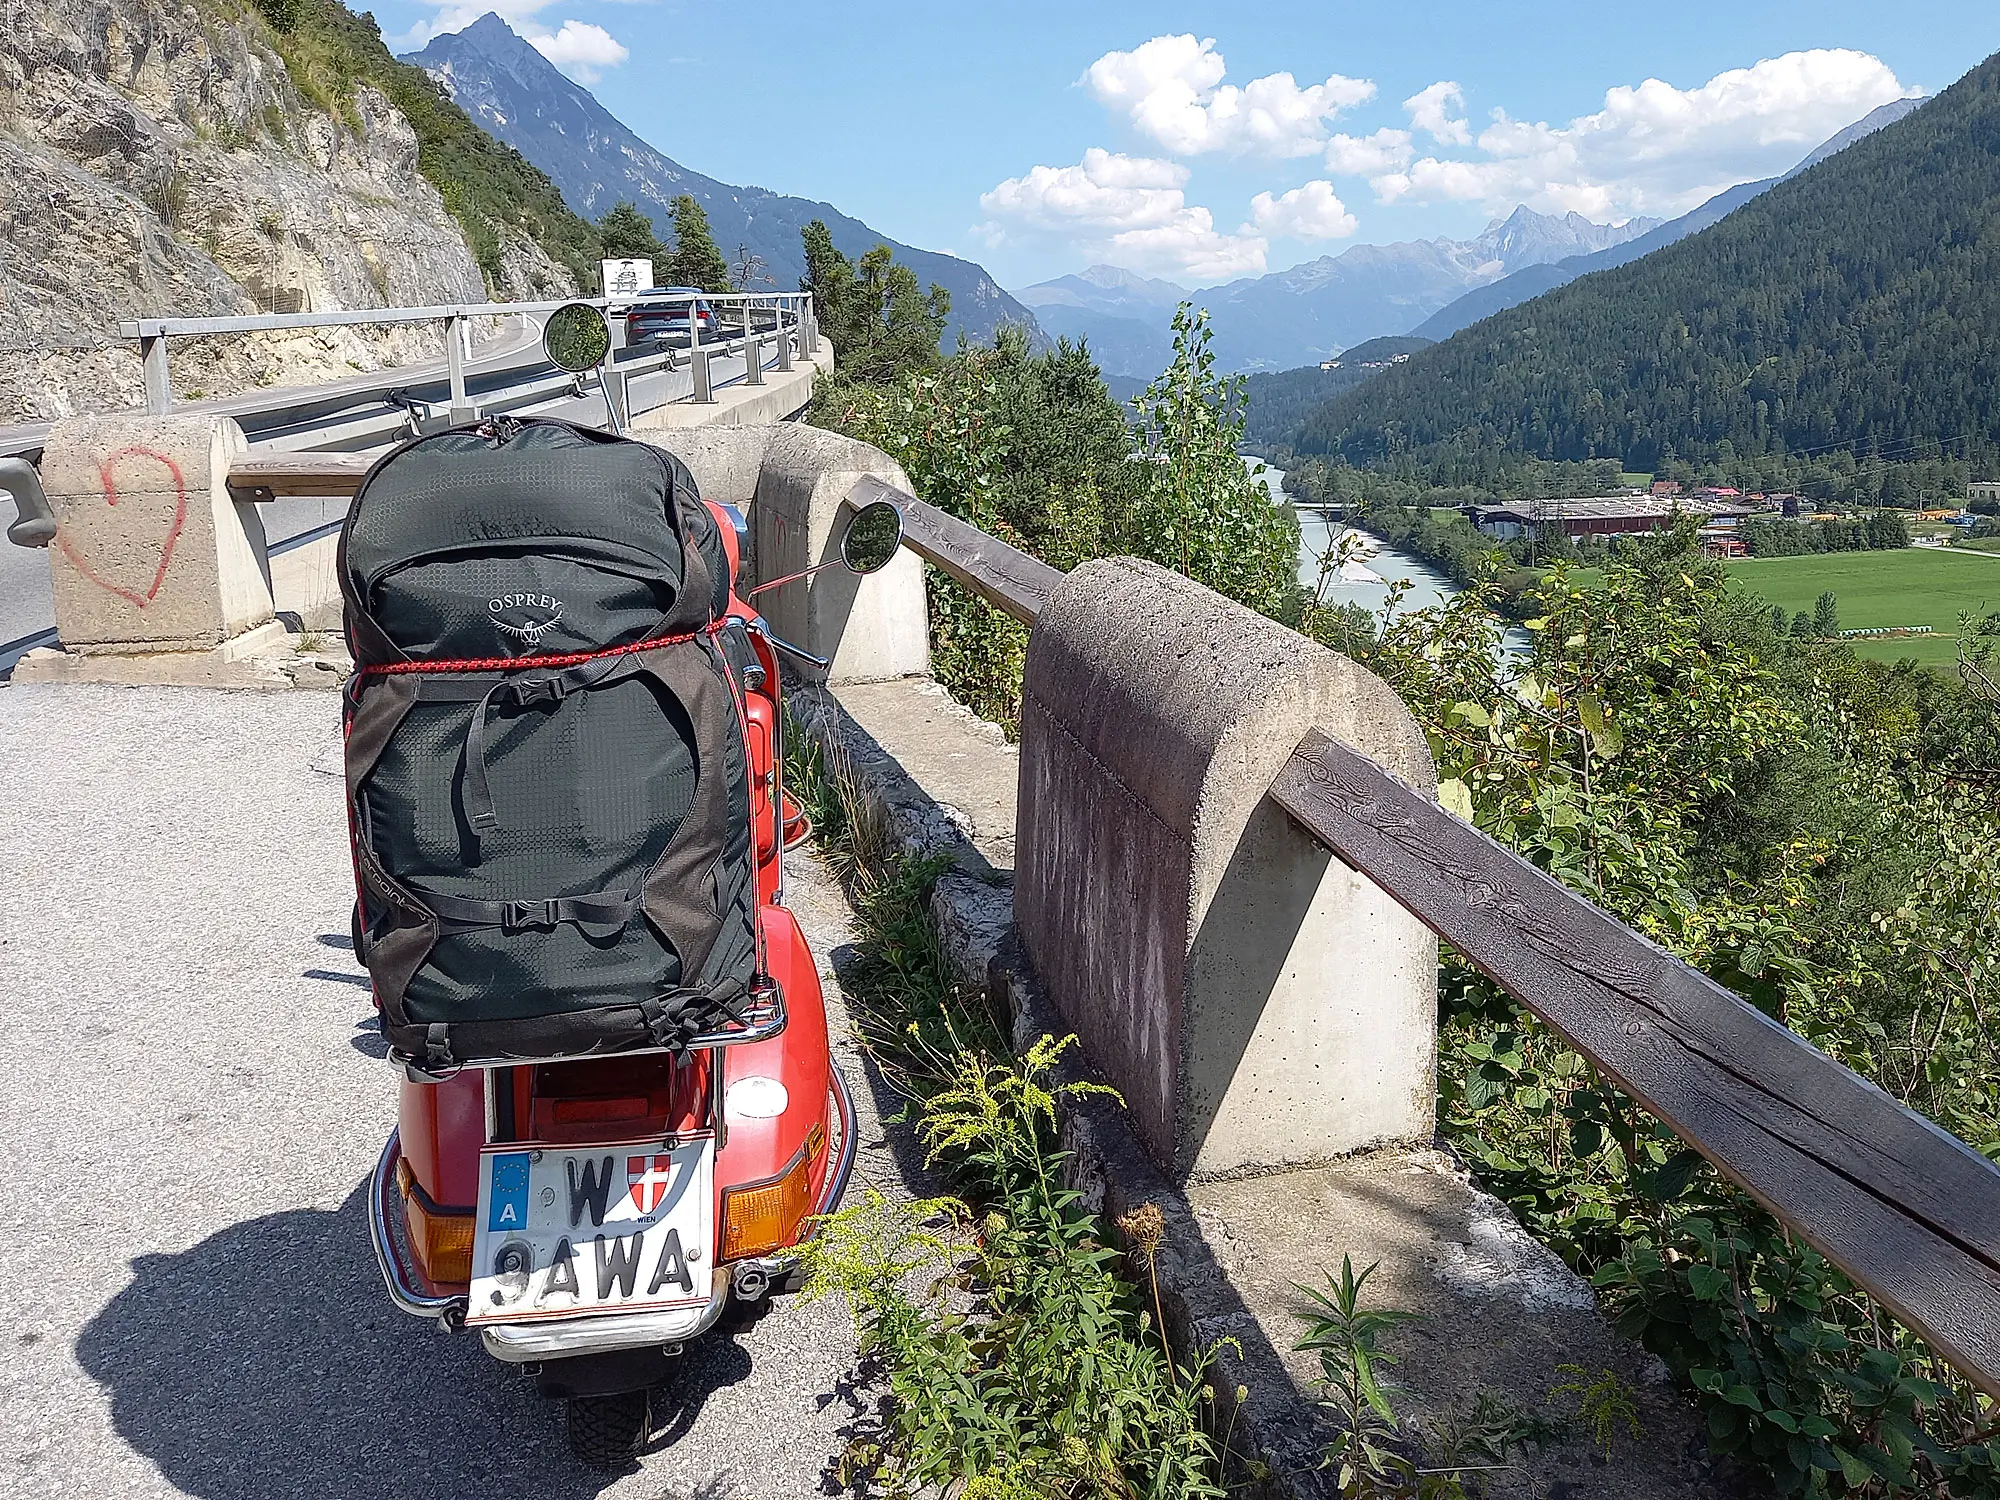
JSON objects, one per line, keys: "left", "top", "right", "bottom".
{"left": 376, "top": 0, "right": 1998, "bottom": 290}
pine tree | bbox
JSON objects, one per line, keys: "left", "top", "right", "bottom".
{"left": 596, "top": 201, "right": 665, "bottom": 264}
{"left": 800, "top": 219, "right": 853, "bottom": 347}
{"left": 1814, "top": 592, "right": 1841, "bottom": 637}
{"left": 797, "top": 220, "right": 949, "bottom": 382}
{"left": 666, "top": 195, "right": 732, "bottom": 294}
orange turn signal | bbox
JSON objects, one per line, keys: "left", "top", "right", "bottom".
{"left": 398, "top": 1156, "right": 475, "bottom": 1284}
{"left": 720, "top": 1127, "right": 824, "bottom": 1262}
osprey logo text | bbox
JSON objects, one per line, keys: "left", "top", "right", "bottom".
{"left": 488, "top": 591, "right": 565, "bottom": 649}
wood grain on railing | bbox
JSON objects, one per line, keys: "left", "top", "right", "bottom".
{"left": 851, "top": 474, "right": 1061, "bottom": 627}
{"left": 228, "top": 451, "right": 376, "bottom": 500}
{"left": 1270, "top": 726, "right": 2000, "bottom": 1397}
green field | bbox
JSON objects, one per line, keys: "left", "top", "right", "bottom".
{"left": 1726, "top": 549, "right": 2000, "bottom": 668}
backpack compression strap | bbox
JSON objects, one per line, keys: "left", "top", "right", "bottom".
{"left": 391, "top": 637, "right": 703, "bottom": 836}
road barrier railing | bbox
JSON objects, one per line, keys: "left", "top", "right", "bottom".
{"left": 116, "top": 291, "right": 818, "bottom": 421}
{"left": 6, "top": 297, "right": 821, "bottom": 464}
{"left": 841, "top": 476, "right": 2000, "bottom": 1402}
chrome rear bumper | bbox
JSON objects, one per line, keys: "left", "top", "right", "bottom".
{"left": 369, "top": 1129, "right": 469, "bottom": 1327}
{"left": 479, "top": 1277, "right": 732, "bottom": 1362}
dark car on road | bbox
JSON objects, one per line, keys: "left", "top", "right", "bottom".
{"left": 623, "top": 288, "right": 718, "bottom": 347}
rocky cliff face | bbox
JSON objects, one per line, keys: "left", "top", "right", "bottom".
{"left": 0, "top": 0, "right": 519, "bottom": 423}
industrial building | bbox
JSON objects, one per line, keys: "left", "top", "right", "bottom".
{"left": 1471, "top": 495, "right": 1758, "bottom": 540}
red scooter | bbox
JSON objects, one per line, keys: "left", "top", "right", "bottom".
{"left": 365, "top": 487, "right": 899, "bottom": 1467}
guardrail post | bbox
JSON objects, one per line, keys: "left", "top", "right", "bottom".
{"left": 140, "top": 333, "right": 171, "bottom": 416}
{"left": 444, "top": 312, "right": 475, "bottom": 423}
{"left": 1014, "top": 557, "right": 1439, "bottom": 1180}
{"left": 774, "top": 298, "right": 795, "bottom": 372}
{"left": 744, "top": 302, "right": 764, "bottom": 386}
{"left": 691, "top": 347, "right": 713, "bottom": 404}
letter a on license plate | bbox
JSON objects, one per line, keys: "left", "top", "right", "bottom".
{"left": 467, "top": 1135, "right": 714, "bottom": 1325}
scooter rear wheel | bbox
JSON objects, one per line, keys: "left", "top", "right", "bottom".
{"left": 566, "top": 1389, "right": 651, "bottom": 1470}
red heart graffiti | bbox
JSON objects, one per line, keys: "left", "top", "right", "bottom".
{"left": 57, "top": 445, "right": 190, "bottom": 610}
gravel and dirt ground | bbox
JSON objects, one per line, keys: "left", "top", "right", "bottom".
{"left": 0, "top": 682, "right": 917, "bottom": 1500}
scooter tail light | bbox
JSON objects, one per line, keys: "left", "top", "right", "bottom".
{"left": 719, "top": 1129, "right": 823, "bottom": 1262}
{"left": 397, "top": 1156, "right": 475, "bottom": 1284}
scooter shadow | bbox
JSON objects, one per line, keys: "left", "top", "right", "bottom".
{"left": 75, "top": 1180, "right": 750, "bottom": 1500}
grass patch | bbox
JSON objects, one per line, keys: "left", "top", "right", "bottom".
{"left": 1726, "top": 549, "right": 2000, "bottom": 668}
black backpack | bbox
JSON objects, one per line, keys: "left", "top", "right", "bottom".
{"left": 339, "top": 418, "right": 757, "bottom": 1070}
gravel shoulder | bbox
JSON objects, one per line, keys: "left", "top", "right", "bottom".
{"left": 0, "top": 682, "right": 919, "bottom": 1500}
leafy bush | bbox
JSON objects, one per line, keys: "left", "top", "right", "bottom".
{"left": 812, "top": 305, "right": 1299, "bottom": 728}
{"left": 791, "top": 824, "right": 1225, "bottom": 1497}
{"left": 1321, "top": 533, "right": 2000, "bottom": 1495}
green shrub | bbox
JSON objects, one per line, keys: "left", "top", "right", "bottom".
{"left": 1330, "top": 535, "right": 2000, "bottom": 1495}
{"left": 812, "top": 305, "right": 1299, "bottom": 728}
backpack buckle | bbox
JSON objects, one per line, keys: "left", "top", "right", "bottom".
{"left": 502, "top": 898, "right": 558, "bottom": 932}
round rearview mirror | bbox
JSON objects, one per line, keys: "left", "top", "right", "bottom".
{"left": 840, "top": 499, "right": 904, "bottom": 576}
{"left": 543, "top": 302, "right": 611, "bottom": 373}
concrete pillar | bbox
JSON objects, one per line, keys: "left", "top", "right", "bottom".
{"left": 635, "top": 423, "right": 929, "bottom": 683}
{"left": 1015, "top": 557, "right": 1438, "bottom": 1181}
{"left": 38, "top": 415, "right": 275, "bottom": 653}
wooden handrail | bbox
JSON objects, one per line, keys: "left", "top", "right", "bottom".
{"left": 851, "top": 474, "right": 1061, "bottom": 627}
{"left": 226, "top": 457, "right": 1066, "bottom": 631}
{"left": 229, "top": 451, "right": 375, "bottom": 500}
{"left": 1271, "top": 727, "right": 2000, "bottom": 1398}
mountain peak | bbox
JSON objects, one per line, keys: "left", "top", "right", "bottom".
{"left": 398, "top": 16, "right": 1042, "bottom": 347}
{"left": 411, "top": 12, "right": 559, "bottom": 77}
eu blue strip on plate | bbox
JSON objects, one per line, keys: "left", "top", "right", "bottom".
{"left": 488, "top": 1151, "right": 532, "bottom": 1232}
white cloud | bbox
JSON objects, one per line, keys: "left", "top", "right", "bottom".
{"left": 1324, "top": 128, "right": 1413, "bottom": 176}
{"left": 980, "top": 148, "right": 1192, "bottom": 233}
{"left": 1405, "top": 81, "right": 1471, "bottom": 146}
{"left": 1373, "top": 49, "right": 1918, "bottom": 218}
{"left": 1249, "top": 180, "right": 1358, "bottom": 240}
{"left": 530, "top": 20, "right": 628, "bottom": 80}
{"left": 390, "top": 2, "right": 630, "bottom": 83}
{"left": 1084, "top": 34, "right": 1373, "bottom": 158}
{"left": 978, "top": 147, "right": 1267, "bottom": 280}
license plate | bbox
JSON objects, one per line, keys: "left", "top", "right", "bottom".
{"left": 467, "top": 1135, "right": 714, "bottom": 1326}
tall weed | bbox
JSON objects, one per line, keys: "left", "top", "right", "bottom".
{"left": 790, "top": 733, "right": 1226, "bottom": 1496}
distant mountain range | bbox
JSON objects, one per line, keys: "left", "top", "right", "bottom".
{"left": 1410, "top": 97, "right": 1923, "bottom": 341}
{"left": 404, "top": 14, "right": 1042, "bottom": 347}
{"left": 1294, "top": 59, "right": 1998, "bottom": 475}
{"left": 1014, "top": 207, "right": 1662, "bottom": 375}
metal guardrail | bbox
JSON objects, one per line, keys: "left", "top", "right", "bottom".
{"left": 0, "top": 294, "right": 820, "bottom": 463}
{"left": 118, "top": 291, "right": 818, "bottom": 420}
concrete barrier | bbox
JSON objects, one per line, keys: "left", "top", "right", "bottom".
{"left": 1015, "top": 556, "right": 1438, "bottom": 1181}
{"left": 38, "top": 415, "right": 275, "bottom": 654}
{"left": 637, "top": 424, "right": 929, "bottom": 683}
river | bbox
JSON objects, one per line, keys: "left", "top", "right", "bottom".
{"left": 1247, "top": 460, "right": 1461, "bottom": 615}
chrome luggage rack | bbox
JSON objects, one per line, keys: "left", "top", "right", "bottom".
{"left": 399, "top": 975, "right": 790, "bottom": 1079}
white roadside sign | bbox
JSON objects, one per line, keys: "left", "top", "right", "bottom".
{"left": 601, "top": 258, "right": 654, "bottom": 300}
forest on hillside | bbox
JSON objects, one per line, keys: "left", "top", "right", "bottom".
{"left": 1239, "top": 336, "right": 1433, "bottom": 457}
{"left": 1292, "top": 51, "right": 2000, "bottom": 485}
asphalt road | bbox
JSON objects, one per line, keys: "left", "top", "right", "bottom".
{"left": 0, "top": 682, "right": 921, "bottom": 1499}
